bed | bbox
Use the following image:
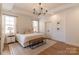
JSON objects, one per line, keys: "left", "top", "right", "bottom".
{"left": 16, "top": 33, "right": 46, "bottom": 47}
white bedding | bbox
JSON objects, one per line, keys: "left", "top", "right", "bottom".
{"left": 16, "top": 33, "right": 45, "bottom": 47}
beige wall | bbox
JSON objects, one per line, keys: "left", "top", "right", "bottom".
{"left": 16, "top": 15, "right": 33, "bottom": 34}
{"left": 65, "top": 6, "right": 79, "bottom": 46}
{"left": 0, "top": 4, "right": 1, "bottom": 54}
{"left": 39, "top": 6, "right": 79, "bottom": 47}
{"left": 0, "top": 4, "right": 3, "bottom": 54}
{"left": 0, "top": 4, "right": 1, "bottom": 39}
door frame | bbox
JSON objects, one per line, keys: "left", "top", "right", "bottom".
{"left": 45, "top": 21, "right": 52, "bottom": 37}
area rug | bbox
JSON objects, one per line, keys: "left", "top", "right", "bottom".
{"left": 9, "top": 39, "right": 56, "bottom": 55}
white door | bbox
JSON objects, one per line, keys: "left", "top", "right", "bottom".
{"left": 45, "top": 22, "right": 52, "bottom": 38}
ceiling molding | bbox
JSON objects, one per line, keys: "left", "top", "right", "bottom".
{"left": 48, "top": 4, "right": 79, "bottom": 14}
{"left": 2, "top": 3, "right": 79, "bottom": 19}
{"left": 2, "top": 3, "right": 14, "bottom": 11}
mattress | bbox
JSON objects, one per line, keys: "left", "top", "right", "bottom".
{"left": 16, "top": 33, "right": 45, "bottom": 47}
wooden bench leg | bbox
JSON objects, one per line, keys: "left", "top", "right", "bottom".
{"left": 28, "top": 39, "right": 46, "bottom": 49}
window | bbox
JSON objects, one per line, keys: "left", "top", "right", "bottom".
{"left": 32, "top": 21, "right": 39, "bottom": 32}
{"left": 2, "top": 15, "right": 16, "bottom": 35}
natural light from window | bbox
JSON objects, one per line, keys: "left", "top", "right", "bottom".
{"left": 32, "top": 21, "right": 39, "bottom": 32}
{"left": 2, "top": 15, "right": 16, "bottom": 35}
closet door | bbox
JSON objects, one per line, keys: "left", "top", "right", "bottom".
{"left": 45, "top": 22, "right": 52, "bottom": 38}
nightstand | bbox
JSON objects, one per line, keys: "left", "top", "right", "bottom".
{"left": 6, "top": 35, "right": 15, "bottom": 44}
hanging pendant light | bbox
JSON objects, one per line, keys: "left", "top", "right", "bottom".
{"left": 33, "top": 3, "right": 48, "bottom": 16}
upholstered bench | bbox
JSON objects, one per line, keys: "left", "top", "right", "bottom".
{"left": 28, "top": 37, "right": 47, "bottom": 49}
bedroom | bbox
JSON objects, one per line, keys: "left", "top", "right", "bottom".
{"left": 0, "top": 3, "right": 79, "bottom": 55}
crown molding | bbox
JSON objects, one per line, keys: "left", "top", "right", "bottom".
{"left": 48, "top": 4, "right": 79, "bottom": 14}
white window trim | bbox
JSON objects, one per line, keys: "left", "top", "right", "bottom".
{"left": 2, "top": 15, "right": 16, "bottom": 35}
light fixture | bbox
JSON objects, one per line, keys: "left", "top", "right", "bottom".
{"left": 33, "top": 3, "right": 48, "bottom": 16}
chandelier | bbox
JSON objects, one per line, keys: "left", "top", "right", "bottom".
{"left": 33, "top": 3, "right": 48, "bottom": 16}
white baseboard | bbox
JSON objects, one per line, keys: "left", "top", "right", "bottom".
{"left": 65, "top": 42, "right": 79, "bottom": 47}
{"left": 51, "top": 37, "right": 79, "bottom": 47}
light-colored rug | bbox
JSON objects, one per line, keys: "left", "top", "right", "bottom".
{"left": 9, "top": 39, "right": 56, "bottom": 55}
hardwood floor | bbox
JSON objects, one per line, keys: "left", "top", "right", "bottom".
{"left": 2, "top": 44, "right": 10, "bottom": 55}
{"left": 39, "top": 41, "right": 79, "bottom": 55}
{"left": 2, "top": 40, "right": 79, "bottom": 55}
{"left": 0, "top": 39, "right": 1, "bottom": 55}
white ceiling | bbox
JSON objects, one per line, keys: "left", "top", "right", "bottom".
{"left": 13, "top": 3, "right": 71, "bottom": 16}
{"left": 2, "top": 3, "right": 79, "bottom": 17}
{"left": 14, "top": 3, "right": 65, "bottom": 12}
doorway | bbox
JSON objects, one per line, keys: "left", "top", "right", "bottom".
{"left": 45, "top": 21, "right": 53, "bottom": 38}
